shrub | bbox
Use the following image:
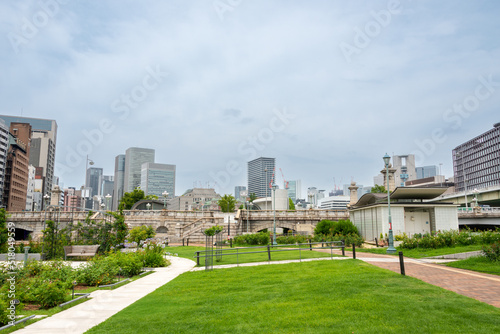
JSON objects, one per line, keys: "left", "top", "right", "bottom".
{"left": 34, "top": 280, "right": 68, "bottom": 308}
{"left": 127, "top": 225, "right": 155, "bottom": 245}
{"left": 314, "top": 220, "right": 335, "bottom": 235}
{"left": 330, "top": 220, "right": 359, "bottom": 236}
{"left": 204, "top": 225, "right": 223, "bottom": 236}
{"left": 482, "top": 242, "right": 500, "bottom": 262}
{"left": 107, "top": 251, "right": 143, "bottom": 277}
{"left": 76, "top": 257, "right": 119, "bottom": 286}
{"left": 234, "top": 232, "right": 270, "bottom": 245}
{"left": 137, "top": 239, "right": 168, "bottom": 267}
{"left": 276, "top": 235, "right": 309, "bottom": 245}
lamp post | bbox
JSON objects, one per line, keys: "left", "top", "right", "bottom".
{"left": 105, "top": 194, "right": 112, "bottom": 211}
{"left": 272, "top": 183, "right": 278, "bottom": 246}
{"left": 265, "top": 168, "right": 268, "bottom": 211}
{"left": 146, "top": 203, "right": 151, "bottom": 211}
{"left": 162, "top": 191, "right": 169, "bottom": 209}
{"left": 42, "top": 194, "right": 50, "bottom": 255}
{"left": 456, "top": 152, "right": 469, "bottom": 211}
{"left": 383, "top": 154, "right": 396, "bottom": 254}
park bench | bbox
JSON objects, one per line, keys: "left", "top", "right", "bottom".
{"left": 63, "top": 245, "right": 100, "bottom": 260}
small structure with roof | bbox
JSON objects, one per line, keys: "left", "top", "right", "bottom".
{"left": 349, "top": 187, "right": 458, "bottom": 241}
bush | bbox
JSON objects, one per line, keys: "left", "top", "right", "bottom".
{"left": 137, "top": 239, "right": 168, "bottom": 267}
{"left": 314, "top": 220, "right": 335, "bottom": 235}
{"left": 234, "top": 232, "right": 270, "bottom": 245}
{"left": 401, "top": 229, "right": 500, "bottom": 250}
{"left": 107, "top": 251, "right": 143, "bottom": 277}
{"left": 127, "top": 225, "right": 155, "bottom": 244}
{"left": 76, "top": 257, "right": 119, "bottom": 286}
{"left": 482, "top": 242, "right": 500, "bottom": 262}
{"left": 276, "top": 235, "right": 309, "bottom": 245}
{"left": 330, "top": 220, "right": 360, "bottom": 236}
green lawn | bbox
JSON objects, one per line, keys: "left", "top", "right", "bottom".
{"left": 87, "top": 260, "right": 500, "bottom": 334}
{"left": 356, "top": 244, "right": 484, "bottom": 258}
{"left": 166, "top": 245, "right": 336, "bottom": 266}
{"left": 446, "top": 256, "right": 500, "bottom": 276}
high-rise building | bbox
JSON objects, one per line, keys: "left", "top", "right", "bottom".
{"left": 0, "top": 116, "right": 57, "bottom": 199}
{"left": 416, "top": 166, "right": 438, "bottom": 179}
{"left": 86, "top": 167, "right": 103, "bottom": 198}
{"left": 247, "top": 157, "right": 275, "bottom": 198}
{"left": 453, "top": 123, "right": 500, "bottom": 192}
{"left": 140, "top": 162, "right": 175, "bottom": 198}
{"left": 4, "top": 123, "right": 31, "bottom": 211}
{"left": 287, "top": 180, "right": 301, "bottom": 202}
{"left": 124, "top": 147, "right": 155, "bottom": 193}
{"left": 0, "top": 120, "right": 9, "bottom": 207}
{"left": 234, "top": 186, "right": 247, "bottom": 201}
{"left": 112, "top": 154, "right": 125, "bottom": 210}
{"left": 25, "top": 165, "right": 36, "bottom": 211}
{"left": 392, "top": 154, "right": 416, "bottom": 186}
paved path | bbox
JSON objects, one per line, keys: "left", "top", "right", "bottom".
{"left": 318, "top": 249, "right": 500, "bottom": 308}
{"left": 13, "top": 256, "right": 196, "bottom": 334}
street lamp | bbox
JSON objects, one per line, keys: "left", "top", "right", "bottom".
{"left": 265, "top": 168, "right": 268, "bottom": 211}
{"left": 146, "top": 203, "right": 151, "bottom": 211}
{"left": 383, "top": 153, "right": 396, "bottom": 254}
{"left": 272, "top": 183, "right": 278, "bottom": 246}
{"left": 42, "top": 193, "right": 51, "bottom": 255}
{"left": 105, "top": 194, "right": 112, "bottom": 211}
{"left": 162, "top": 191, "right": 169, "bottom": 209}
{"left": 456, "top": 151, "right": 469, "bottom": 211}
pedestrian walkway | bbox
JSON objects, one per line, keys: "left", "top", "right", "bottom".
{"left": 321, "top": 249, "right": 500, "bottom": 308}
{"left": 13, "top": 256, "right": 196, "bottom": 334}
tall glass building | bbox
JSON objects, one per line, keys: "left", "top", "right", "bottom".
{"left": 112, "top": 154, "right": 125, "bottom": 210}
{"left": 124, "top": 147, "right": 155, "bottom": 192}
{"left": 140, "top": 163, "right": 175, "bottom": 197}
{"left": 247, "top": 157, "right": 275, "bottom": 198}
{"left": 453, "top": 123, "right": 500, "bottom": 192}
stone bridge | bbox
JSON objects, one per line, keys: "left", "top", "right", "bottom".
{"left": 457, "top": 207, "right": 500, "bottom": 227}
{"left": 6, "top": 209, "right": 351, "bottom": 243}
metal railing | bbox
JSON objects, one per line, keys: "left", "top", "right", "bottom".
{"left": 458, "top": 207, "right": 500, "bottom": 214}
{"left": 194, "top": 241, "right": 346, "bottom": 266}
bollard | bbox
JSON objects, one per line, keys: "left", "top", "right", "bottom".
{"left": 341, "top": 240, "right": 345, "bottom": 256}
{"left": 309, "top": 239, "right": 312, "bottom": 251}
{"left": 230, "top": 238, "right": 233, "bottom": 248}
{"left": 24, "top": 246, "right": 30, "bottom": 266}
{"left": 352, "top": 243, "right": 356, "bottom": 259}
{"left": 195, "top": 251, "right": 200, "bottom": 265}
{"left": 182, "top": 239, "right": 185, "bottom": 247}
{"left": 375, "top": 237, "right": 378, "bottom": 247}
{"left": 399, "top": 251, "right": 405, "bottom": 276}
{"left": 267, "top": 245, "right": 271, "bottom": 261}
{"left": 321, "top": 238, "right": 324, "bottom": 248}
{"left": 187, "top": 238, "right": 189, "bottom": 247}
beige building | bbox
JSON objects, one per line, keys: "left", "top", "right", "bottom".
{"left": 168, "top": 188, "right": 221, "bottom": 211}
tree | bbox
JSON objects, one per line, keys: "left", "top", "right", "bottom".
{"left": 218, "top": 194, "right": 236, "bottom": 213}
{"left": 371, "top": 184, "right": 386, "bottom": 193}
{"left": 118, "top": 188, "right": 156, "bottom": 210}
{"left": 0, "top": 209, "right": 8, "bottom": 253}
{"left": 249, "top": 193, "right": 257, "bottom": 202}
{"left": 314, "top": 220, "right": 335, "bottom": 235}
{"left": 288, "top": 198, "right": 295, "bottom": 211}
{"left": 128, "top": 225, "right": 155, "bottom": 244}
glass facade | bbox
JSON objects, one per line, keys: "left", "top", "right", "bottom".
{"left": 141, "top": 163, "right": 176, "bottom": 197}
{"left": 247, "top": 157, "right": 275, "bottom": 198}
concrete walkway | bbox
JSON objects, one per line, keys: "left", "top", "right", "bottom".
{"left": 13, "top": 256, "right": 196, "bottom": 334}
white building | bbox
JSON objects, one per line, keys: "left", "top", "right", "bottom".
{"left": 25, "top": 165, "right": 36, "bottom": 211}
{"left": 349, "top": 187, "right": 458, "bottom": 242}
{"left": 317, "top": 195, "right": 350, "bottom": 210}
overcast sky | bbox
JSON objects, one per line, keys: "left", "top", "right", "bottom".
{"left": 1, "top": 0, "right": 499, "bottom": 197}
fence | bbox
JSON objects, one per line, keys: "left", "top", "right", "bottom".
{"left": 194, "top": 241, "right": 346, "bottom": 268}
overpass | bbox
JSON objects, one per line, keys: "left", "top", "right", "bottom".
{"left": 457, "top": 207, "right": 500, "bottom": 228}
{"left": 431, "top": 185, "right": 500, "bottom": 207}
{"left": 6, "top": 209, "right": 350, "bottom": 243}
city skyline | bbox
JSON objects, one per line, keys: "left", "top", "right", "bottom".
{"left": 1, "top": 1, "right": 499, "bottom": 196}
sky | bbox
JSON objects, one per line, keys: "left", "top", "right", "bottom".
{"left": 1, "top": 0, "right": 499, "bottom": 197}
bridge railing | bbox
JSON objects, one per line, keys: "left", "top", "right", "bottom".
{"left": 457, "top": 207, "right": 500, "bottom": 214}
{"left": 244, "top": 210, "right": 349, "bottom": 218}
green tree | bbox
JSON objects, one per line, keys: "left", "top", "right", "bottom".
{"left": 371, "top": 184, "right": 387, "bottom": 193}
{"left": 288, "top": 198, "right": 295, "bottom": 211}
{"left": 218, "top": 194, "right": 236, "bottom": 213}
{"left": 249, "top": 193, "right": 257, "bottom": 202}
{"left": 0, "top": 209, "right": 8, "bottom": 253}
{"left": 119, "top": 188, "right": 156, "bottom": 210}
{"left": 128, "top": 225, "right": 155, "bottom": 244}
{"left": 314, "top": 220, "right": 335, "bottom": 235}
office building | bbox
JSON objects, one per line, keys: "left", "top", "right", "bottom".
{"left": 86, "top": 167, "right": 103, "bottom": 198}
{"left": 63, "top": 187, "right": 83, "bottom": 211}
{"left": 140, "top": 162, "right": 175, "bottom": 198}
{"left": 0, "top": 120, "right": 9, "bottom": 207}
{"left": 453, "top": 122, "right": 500, "bottom": 192}
{"left": 3, "top": 123, "right": 31, "bottom": 211}
{"left": 0, "top": 115, "right": 57, "bottom": 199}
{"left": 235, "top": 186, "right": 247, "bottom": 201}
{"left": 124, "top": 147, "right": 155, "bottom": 193}
{"left": 169, "top": 188, "right": 221, "bottom": 211}
{"left": 393, "top": 154, "right": 416, "bottom": 187}
{"left": 25, "top": 165, "right": 36, "bottom": 211}
{"left": 416, "top": 166, "right": 438, "bottom": 179}
{"left": 317, "top": 195, "right": 350, "bottom": 210}
{"left": 287, "top": 180, "right": 301, "bottom": 202}
{"left": 247, "top": 157, "right": 275, "bottom": 198}
{"left": 373, "top": 174, "right": 384, "bottom": 187}
{"left": 100, "top": 175, "right": 114, "bottom": 208}
{"left": 112, "top": 154, "right": 125, "bottom": 210}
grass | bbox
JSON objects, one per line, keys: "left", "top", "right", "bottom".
{"left": 87, "top": 260, "right": 500, "bottom": 334}
{"left": 356, "top": 244, "right": 484, "bottom": 258}
{"left": 446, "top": 256, "right": 500, "bottom": 276}
{"left": 166, "top": 245, "right": 337, "bottom": 266}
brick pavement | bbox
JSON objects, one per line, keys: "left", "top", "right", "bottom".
{"left": 318, "top": 249, "right": 500, "bottom": 308}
